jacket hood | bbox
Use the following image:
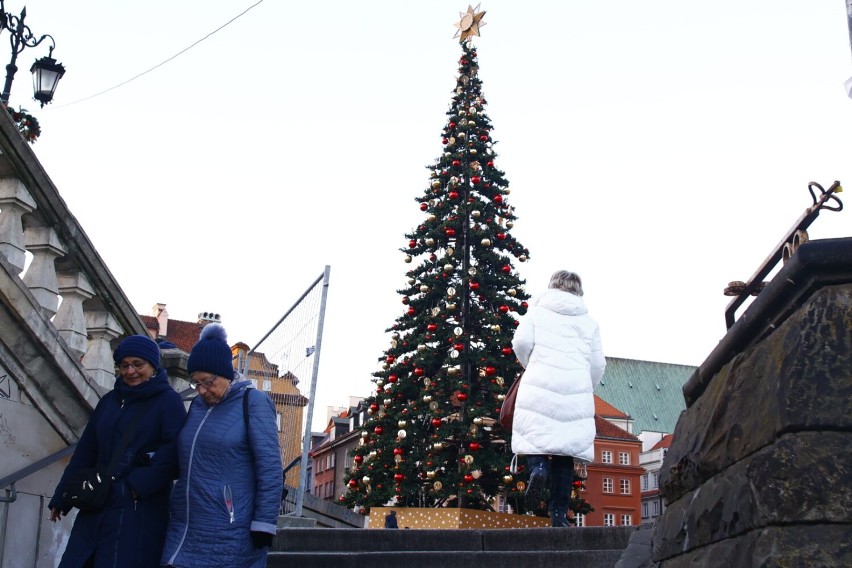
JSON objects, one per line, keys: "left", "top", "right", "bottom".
{"left": 534, "top": 288, "right": 588, "bottom": 316}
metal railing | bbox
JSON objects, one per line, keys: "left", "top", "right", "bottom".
{"left": 723, "top": 180, "right": 843, "bottom": 328}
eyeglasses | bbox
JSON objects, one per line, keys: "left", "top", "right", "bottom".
{"left": 191, "top": 376, "right": 218, "bottom": 391}
{"left": 116, "top": 360, "right": 149, "bottom": 373}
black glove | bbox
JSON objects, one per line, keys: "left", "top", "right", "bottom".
{"left": 250, "top": 531, "right": 273, "bottom": 549}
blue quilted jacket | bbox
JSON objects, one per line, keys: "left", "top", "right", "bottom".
{"left": 161, "top": 379, "right": 282, "bottom": 568}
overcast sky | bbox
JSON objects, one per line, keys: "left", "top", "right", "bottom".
{"left": 16, "top": 1, "right": 851, "bottom": 429}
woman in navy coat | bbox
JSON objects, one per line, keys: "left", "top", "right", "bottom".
{"left": 161, "top": 324, "right": 282, "bottom": 568}
{"left": 48, "top": 335, "right": 186, "bottom": 567}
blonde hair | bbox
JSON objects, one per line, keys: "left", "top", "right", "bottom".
{"left": 548, "top": 270, "right": 584, "bottom": 296}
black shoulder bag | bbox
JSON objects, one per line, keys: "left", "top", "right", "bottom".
{"left": 62, "top": 399, "right": 151, "bottom": 513}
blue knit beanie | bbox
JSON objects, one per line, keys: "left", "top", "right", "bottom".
{"left": 113, "top": 335, "right": 161, "bottom": 368}
{"left": 187, "top": 323, "right": 235, "bottom": 380}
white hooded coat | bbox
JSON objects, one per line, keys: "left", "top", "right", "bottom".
{"left": 510, "top": 288, "right": 606, "bottom": 464}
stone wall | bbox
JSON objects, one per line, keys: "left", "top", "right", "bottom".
{"left": 652, "top": 280, "right": 852, "bottom": 567}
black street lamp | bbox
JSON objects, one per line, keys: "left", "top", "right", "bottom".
{"left": 0, "top": 1, "right": 65, "bottom": 107}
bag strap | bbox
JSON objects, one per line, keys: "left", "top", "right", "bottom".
{"left": 103, "top": 397, "right": 153, "bottom": 478}
{"left": 243, "top": 387, "right": 254, "bottom": 463}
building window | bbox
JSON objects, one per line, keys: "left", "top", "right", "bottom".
{"left": 641, "top": 474, "right": 648, "bottom": 490}
{"left": 653, "top": 500, "right": 660, "bottom": 515}
{"left": 263, "top": 379, "right": 272, "bottom": 391}
{"left": 642, "top": 502, "right": 648, "bottom": 518}
{"left": 620, "top": 479, "right": 631, "bottom": 494}
{"left": 573, "top": 513, "right": 584, "bottom": 527}
{"left": 601, "top": 450, "right": 613, "bottom": 464}
{"left": 603, "top": 478, "right": 613, "bottom": 493}
{"left": 621, "top": 514, "right": 632, "bottom": 526}
{"left": 653, "top": 472, "right": 659, "bottom": 489}
{"left": 604, "top": 513, "right": 615, "bottom": 527}
{"left": 330, "top": 454, "right": 335, "bottom": 468}
{"left": 619, "top": 451, "right": 630, "bottom": 465}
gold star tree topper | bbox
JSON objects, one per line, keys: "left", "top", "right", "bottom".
{"left": 454, "top": 4, "right": 486, "bottom": 42}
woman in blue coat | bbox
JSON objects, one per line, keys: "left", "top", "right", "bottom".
{"left": 48, "top": 335, "right": 187, "bottom": 567}
{"left": 161, "top": 324, "right": 282, "bottom": 568}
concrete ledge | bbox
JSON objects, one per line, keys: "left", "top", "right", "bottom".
{"left": 269, "top": 550, "right": 624, "bottom": 568}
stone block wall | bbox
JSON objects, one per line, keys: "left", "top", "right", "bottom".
{"left": 652, "top": 283, "right": 852, "bottom": 567}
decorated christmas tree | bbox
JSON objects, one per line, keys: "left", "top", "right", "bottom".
{"left": 342, "top": 5, "right": 532, "bottom": 512}
{"left": 342, "top": 6, "right": 594, "bottom": 519}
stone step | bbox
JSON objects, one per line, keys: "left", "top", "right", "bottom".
{"left": 274, "top": 526, "right": 635, "bottom": 553}
{"left": 269, "top": 549, "right": 626, "bottom": 568}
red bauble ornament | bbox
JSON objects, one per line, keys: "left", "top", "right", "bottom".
{"left": 494, "top": 196, "right": 503, "bottom": 205}
{"left": 370, "top": 403, "right": 379, "bottom": 413}
{"left": 502, "top": 265, "right": 511, "bottom": 273}
{"left": 388, "top": 374, "right": 398, "bottom": 383}
{"left": 487, "top": 160, "right": 494, "bottom": 167}
{"left": 470, "top": 176, "right": 481, "bottom": 185}
{"left": 497, "top": 233, "right": 506, "bottom": 240}
{"left": 445, "top": 228, "right": 456, "bottom": 237}
{"left": 429, "top": 253, "right": 437, "bottom": 262}
{"left": 499, "top": 305, "right": 509, "bottom": 313}
{"left": 479, "top": 135, "right": 488, "bottom": 142}
{"left": 501, "top": 347, "right": 513, "bottom": 356}
{"left": 402, "top": 296, "right": 409, "bottom": 305}
{"left": 449, "top": 191, "right": 459, "bottom": 200}
{"left": 408, "top": 240, "right": 416, "bottom": 248}
{"left": 427, "top": 323, "right": 438, "bottom": 332}
{"left": 414, "top": 367, "right": 424, "bottom": 376}
{"left": 442, "top": 138, "right": 449, "bottom": 145}
{"left": 470, "top": 282, "right": 480, "bottom": 291}
{"left": 393, "top": 448, "right": 404, "bottom": 456}
{"left": 354, "top": 455, "right": 364, "bottom": 464}
{"left": 374, "top": 426, "right": 384, "bottom": 435}
{"left": 452, "top": 159, "right": 461, "bottom": 167}
{"left": 420, "top": 203, "right": 428, "bottom": 211}
{"left": 387, "top": 355, "right": 396, "bottom": 364}
{"left": 394, "top": 473, "right": 405, "bottom": 482}
{"left": 431, "top": 418, "right": 442, "bottom": 428}
{"left": 407, "top": 307, "right": 415, "bottom": 316}
{"left": 485, "top": 366, "right": 496, "bottom": 376}
{"left": 457, "top": 392, "right": 468, "bottom": 402}
{"left": 449, "top": 122, "right": 457, "bottom": 129}
{"left": 348, "top": 479, "right": 358, "bottom": 489}
{"left": 464, "top": 474, "right": 474, "bottom": 483}
{"left": 521, "top": 301, "right": 529, "bottom": 309}
{"left": 454, "top": 343, "right": 464, "bottom": 351}
{"left": 469, "top": 442, "right": 481, "bottom": 451}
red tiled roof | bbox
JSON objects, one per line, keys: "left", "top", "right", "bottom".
{"left": 594, "top": 395, "right": 630, "bottom": 419}
{"left": 651, "top": 434, "right": 674, "bottom": 450}
{"left": 140, "top": 315, "right": 203, "bottom": 353}
{"left": 595, "top": 415, "right": 639, "bottom": 441}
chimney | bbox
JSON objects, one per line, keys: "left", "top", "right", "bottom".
{"left": 197, "top": 311, "right": 222, "bottom": 326}
{"left": 152, "top": 303, "right": 168, "bottom": 337}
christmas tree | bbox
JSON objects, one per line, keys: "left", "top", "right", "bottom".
{"left": 342, "top": 6, "right": 534, "bottom": 512}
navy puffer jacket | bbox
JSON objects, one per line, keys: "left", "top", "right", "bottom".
{"left": 161, "top": 380, "right": 282, "bottom": 568}
{"left": 48, "top": 368, "right": 186, "bottom": 568}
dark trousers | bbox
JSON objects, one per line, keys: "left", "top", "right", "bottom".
{"left": 527, "top": 454, "right": 575, "bottom": 527}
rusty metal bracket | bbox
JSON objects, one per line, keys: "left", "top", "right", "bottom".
{"left": 723, "top": 180, "right": 843, "bottom": 329}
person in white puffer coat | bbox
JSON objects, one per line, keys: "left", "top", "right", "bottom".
{"left": 511, "top": 270, "right": 606, "bottom": 527}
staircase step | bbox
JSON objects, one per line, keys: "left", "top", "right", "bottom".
{"left": 274, "top": 526, "right": 635, "bottom": 553}
{"left": 269, "top": 550, "right": 625, "bottom": 568}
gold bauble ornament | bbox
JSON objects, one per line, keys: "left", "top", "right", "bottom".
{"left": 447, "top": 287, "right": 457, "bottom": 297}
{"left": 504, "top": 188, "right": 511, "bottom": 195}
{"left": 417, "top": 344, "right": 427, "bottom": 352}
{"left": 382, "top": 363, "right": 389, "bottom": 370}
{"left": 464, "top": 455, "right": 474, "bottom": 465}
{"left": 503, "top": 475, "right": 513, "bottom": 484}
{"left": 506, "top": 221, "right": 514, "bottom": 229}
{"left": 408, "top": 278, "right": 416, "bottom": 285}
{"left": 383, "top": 399, "right": 392, "bottom": 407}
{"left": 392, "top": 332, "right": 400, "bottom": 340}
{"left": 468, "top": 267, "right": 477, "bottom": 276}
{"left": 398, "top": 429, "right": 407, "bottom": 439}
{"left": 398, "top": 420, "right": 407, "bottom": 428}
{"left": 472, "top": 210, "right": 481, "bottom": 218}
{"left": 425, "top": 239, "right": 434, "bottom": 247}
{"left": 447, "top": 303, "right": 457, "bottom": 311}
{"left": 433, "top": 481, "right": 443, "bottom": 491}
{"left": 519, "top": 255, "right": 527, "bottom": 262}
{"left": 428, "top": 214, "right": 437, "bottom": 222}
{"left": 447, "top": 246, "right": 455, "bottom": 256}
{"left": 473, "top": 417, "right": 483, "bottom": 425}
{"left": 368, "top": 450, "right": 377, "bottom": 458}
{"left": 481, "top": 239, "right": 491, "bottom": 246}
{"left": 376, "top": 379, "right": 385, "bottom": 387}
{"left": 404, "top": 255, "right": 412, "bottom": 263}
{"left": 454, "top": 326, "right": 464, "bottom": 336}
{"left": 427, "top": 470, "right": 436, "bottom": 479}
{"left": 433, "top": 442, "right": 443, "bottom": 450}
{"left": 431, "top": 180, "right": 441, "bottom": 189}
{"left": 423, "top": 395, "right": 432, "bottom": 403}
{"left": 491, "top": 324, "right": 501, "bottom": 332}
{"left": 429, "top": 401, "right": 439, "bottom": 411}
{"left": 362, "top": 476, "right": 371, "bottom": 484}
{"left": 497, "top": 394, "right": 505, "bottom": 401}
{"left": 469, "top": 149, "right": 477, "bottom": 155}
{"left": 443, "top": 264, "right": 454, "bottom": 273}
{"left": 361, "top": 431, "right": 369, "bottom": 438}
{"left": 423, "top": 377, "right": 431, "bottom": 387}
{"left": 508, "top": 288, "right": 517, "bottom": 296}
{"left": 448, "top": 367, "right": 461, "bottom": 376}
{"left": 394, "top": 454, "right": 403, "bottom": 463}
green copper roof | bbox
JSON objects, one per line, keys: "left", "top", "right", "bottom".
{"left": 595, "top": 357, "right": 696, "bottom": 434}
